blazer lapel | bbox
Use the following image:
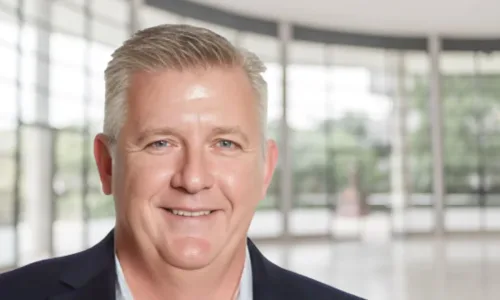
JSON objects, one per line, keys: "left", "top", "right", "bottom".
{"left": 49, "top": 233, "right": 282, "bottom": 300}
{"left": 48, "top": 268, "right": 115, "bottom": 300}
{"left": 49, "top": 230, "right": 116, "bottom": 300}
{"left": 247, "top": 239, "right": 279, "bottom": 300}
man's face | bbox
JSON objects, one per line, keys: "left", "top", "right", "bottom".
{"left": 94, "top": 66, "right": 277, "bottom": 269}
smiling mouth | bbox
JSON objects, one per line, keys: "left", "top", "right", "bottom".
{"left": 163, "top": 208, "right": 214, "bottom": 217}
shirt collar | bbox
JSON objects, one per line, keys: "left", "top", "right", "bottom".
{"left": 115, "top": 246, "right": 253, "bottom": 300}
{"left": 238, "top": 245, "right": 253, "bottom": 300}
{"left": 115, "top": 254, "right": 133, "bottom": 300}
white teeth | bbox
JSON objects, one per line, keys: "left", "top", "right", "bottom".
{"left": 170, "top": 210, "right": 211, "bottom": 217}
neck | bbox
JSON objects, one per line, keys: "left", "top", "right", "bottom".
{"left": 115, "top": 229, "right": 247, "bottom": 300}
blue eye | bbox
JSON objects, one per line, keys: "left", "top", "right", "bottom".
{"left": 218, "top": 140, "right": 234, "bottom": 148}
{"left": 150, "top": 140, "right": 169, "bottom": 148}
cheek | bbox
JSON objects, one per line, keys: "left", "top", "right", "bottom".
{"left": 216, "top": 159, "right": 264, "bottom": 207}
{"left": 119, "top": 155, "right": 174, "bottom": 206}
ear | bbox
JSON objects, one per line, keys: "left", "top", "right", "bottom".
{"left": 261, "top": 139, "right": 278, "bottom": 197}
{"left": 94, "top": 134, "right": 113, "bottom": 195}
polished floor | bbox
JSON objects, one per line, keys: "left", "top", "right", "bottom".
{"left": 257, "top": 237, "right": 500, "bottom": 300}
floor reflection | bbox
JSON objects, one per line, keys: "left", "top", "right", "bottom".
{"left": 256, "top": 236, "right": 500, "bottom": 300}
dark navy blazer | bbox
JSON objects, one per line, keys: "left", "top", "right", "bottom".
{"left": 0, "top": 230, "right": 365, "bottom": 300}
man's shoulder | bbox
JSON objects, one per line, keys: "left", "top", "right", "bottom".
{"left": 0, "top": 229, "right": 116, "bottom": 299}
{"left": 0, "top": 252, "right": 80, "bottom": 297}
{"left": 268, "top": 262, "right": 365, "bottom": 300}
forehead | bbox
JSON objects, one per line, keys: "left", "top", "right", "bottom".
{"left": 124, "top": 67, "right": 260, "bottom": 132}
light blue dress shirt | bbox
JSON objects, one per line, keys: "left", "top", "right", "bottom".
{"left": 115, "top": 246, "right": 253, "bottom": 300}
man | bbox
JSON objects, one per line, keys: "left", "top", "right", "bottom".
{"left": 0, "top": 24, "right": 364, "bottom": 300}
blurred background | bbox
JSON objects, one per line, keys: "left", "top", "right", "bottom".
{"left": 1, "top": 0, "right": 500, "bottom": 299}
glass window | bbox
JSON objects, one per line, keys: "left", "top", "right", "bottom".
{"left": 1, "top": 0, "right": 18, "bottom": 12}
{"left": 50, "top": 63, "right": 85, "bottom": 99}
{"left": 288, "top": 63, "right": 329, "bottom": 207}
{"left": 20, "top": 49, "right": 38, "bottom": 89}
{"left": 0, "top": 19, "right": 18, "bottom": 133}
{"left": 0, "top": 187, "right": 15, "bottom": 268}
{"left": 93, "top": 0, "right": 130, "bottom": 25}
{"left": 88, "top": 192, "right": 114, "bottom": 219}
{"left": 440, "top": 51, "right": 500, "bottom": 232}
{"left": 49, "top": 33, "right": 88, "bottom": 129}
{"left": 287, "top": 42, "right": 329, "bottom": 209}
{"left": 55, "top": 131, "right": 84, "bottom": 185}
{"left": 332, "top": 45, "right": 386, "bottom": 70}
{"left": 89, "top": 73, "right": 106, "bottom": 127}
{"left": 0, "top": 45, "right": 17, "bottom": 82}
{"left": 0, "top": 157, "right": 15, "bottom": 191}
{"left": 0, "top": 82, "right": 17, "bottom": 128}
{"left": 50, "top": 33, "right": 86, "bottom": 68}
{"left": 91, "top": 21, "right": 129, "bottom": 48}
{"left": 54, "top": 131, "right": 84, "bottom": 226}
{"left": 0, "top": 189, "right": 14, "bottom": 223}
{"left": 55, "top": 191, "right": 83, "bottom": 221}
{"left": 52, "top": 1, "right": 85, "bottom": 36}
{"left": 329, "top": 45, "right": 392, "bottom": 200}
{"left": 0, "top": 128, "right": 16, "bottom": 157}
{"left": 17, "top": 125, "right": 53, "bottom": 225}
{"left": 141, "top": 6, "right": 181, "bottom": 28}
{"left": 20, "top": 25, "right": 38, "bottom": 55}
{"left": 184, "top": 18, "right": 238, "bottom": 44}
{"left": 287, "top": 43, "right": 332, "bottom": 236}
{"left": 440, "top": 51, "right": 500, "bottom": 231}
{"left": 20, "top": 85, "right": 40, "bottom": 124}
{"left": 477, "top": 53, "right": 500, "bottom": 208}
{"left": 0, "top": 12, "right": 17, "bottom": 45}
{"left": 289, "top": 41, "right": 325, "bottom": 65}
{"left": 239, "top": 32, "right": 279, "bottom": 62}
{"left": 49, "top": 70, "right": 85, "bottom": 129}
{"left": 405, "top": 51, "right": 432, "bottom": 198}
{"left": 23, "top": 0, "right": 49, "bottom": 25}
{"left": 441, "top": 52, "right": 478, "bottom": 197}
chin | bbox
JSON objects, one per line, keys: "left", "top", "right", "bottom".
{"left": 159, "top": 236, "right": 218, "bottom": 270}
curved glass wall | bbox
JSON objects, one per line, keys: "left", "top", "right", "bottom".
{"left": 1, "top": 0, "right": 500, "bottom": 270}
{"left": 441, "top": 51, "right": 500, "bottom": 231}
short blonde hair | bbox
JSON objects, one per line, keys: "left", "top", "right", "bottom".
{"left": 103, "top": 24, "right": 268, "bottom": 145}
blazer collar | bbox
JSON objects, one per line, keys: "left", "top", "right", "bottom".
{"left": 49, "top": 230, "right": 116, "bottom": 300}
{"left": 49, "top": 230, "right": 279, "bottom": 300}
{"left": 247, "top": 239, "right": 279, "bottom": 300}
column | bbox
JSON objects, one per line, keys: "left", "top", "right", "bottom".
{"left": 23, "top": 0, "right": 54, "bottom": 263}
{"left": 390, "top": 52, "right": 409, "bottom": 236}
{"left": 13, "top": 0, "right": 26, "bottom": 267}
{"left": 428, "top": 34, "right": 445, "bottom": 236}
{"left": 81, "top": 0, "right": 92, "bottom": 249}
{"left": 278, "top": 22, "right": 292, "bottom": 238}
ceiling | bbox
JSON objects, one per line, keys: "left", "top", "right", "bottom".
{"left": 188, "top": 0, "right": 500, "bottom": 37}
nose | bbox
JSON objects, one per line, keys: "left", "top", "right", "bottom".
{"left": 171, "top": 148, "right": 215, "bottom": 194}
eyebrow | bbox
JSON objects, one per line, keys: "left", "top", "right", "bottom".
{"left": 135, "top": 125, "right": 250, "bottom": 145}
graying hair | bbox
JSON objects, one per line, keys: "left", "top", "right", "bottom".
{"left": 103, "top": 24, "right": 268, "bottom": 150}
